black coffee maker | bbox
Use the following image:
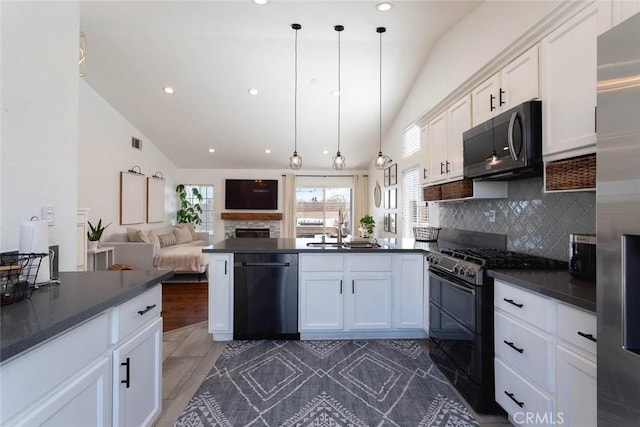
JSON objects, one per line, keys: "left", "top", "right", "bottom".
{"left": 569, "top": 234, "right": 596, "bottom": 283}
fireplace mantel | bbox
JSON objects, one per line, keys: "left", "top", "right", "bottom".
{"left": 221, "top": 212, "right": 283, "bottom": 221}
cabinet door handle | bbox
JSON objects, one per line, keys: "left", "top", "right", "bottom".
{"left": 352, "top": 280, "right": 355, "bottom": 294}
{"left": 504, "top": 340, "right": 524, "bottom": 354}
{"left": 445, "top": 161, "right": 451, "bottom": 173}
{"left": 137, "top": 304, "right": 156, "bottom": 316}
{"left": 224, "top": 260, "right": 227, "bottom": 275}
{"left": 121, "top": 357, "right": 131, "bottom": 389}
{"left": 594, "top": 106, "right": 597, "bottom": 133}
{"left": 340, "top": 280, "right": 343, "bottom": 294}
{"left": 440, "top": 162, "right": 445, "bottom": 175}
{"left": 423, "top": 168, "right": 428, "bottom": 180}
{"left": 503, "top": 298, "right": 524, "bottom": 308}
{"left": 499, "top": 88, "right": 505, "bottom": 106}
{"left": 504, "top": 391, "right": 524, "bottom": 408}
{"left": 490, "top": 94, "right": 496, "bottom": 111}
{"left": 578, "top": 331, "right": 597, "bottom": 343}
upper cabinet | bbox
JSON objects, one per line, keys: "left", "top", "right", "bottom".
{"left": 540, "top": 2, "right": 612, "bottom": 162}
{"left": 422, "top": 95, "right": 472, "bottom": 186}
{"left": 612, "top": 0, "right": 640, "bottom": 26}
{"left": 472, "top": 46, "right": 539, "bottom": 126}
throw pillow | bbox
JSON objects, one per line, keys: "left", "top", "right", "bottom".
{"left": 148, "top": 230, "right": 161, "bottom": 251}
{"left": 176, "top": 222, "right": 197, "bottom": 240}
{"left": 173, "top": 225, "right": 193, "bottom": 244}
{"left": 156, "top": 229, "right": 177, "bottom": 247}
{"left": 126, "top": 227, "right": 143, "bottom": 242}
{"left": 136, "top": 230, "right": 151, "bottom": 244}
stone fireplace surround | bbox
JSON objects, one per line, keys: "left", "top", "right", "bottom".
{"left": 224, "top": 220, "right": 281, "bottom": 239}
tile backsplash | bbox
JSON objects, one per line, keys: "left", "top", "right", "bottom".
{"left": 438, "top": 177, "right": 595, "bottom": 261}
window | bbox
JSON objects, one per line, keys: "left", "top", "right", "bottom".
{"left": 183, "top": 185, "right": 214, "bottom": 235}
{"left": 402, "top": 124, "right": 420, "bottom": 159}
{"left": 295, "top": 179, "right": 352, "bottom": 238}
{"left": 402, "top": 167, "right": 428, "bottom": 238}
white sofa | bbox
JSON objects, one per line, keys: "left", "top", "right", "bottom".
{"left": 105, "top": 224, "right": 210, "bottom": 275}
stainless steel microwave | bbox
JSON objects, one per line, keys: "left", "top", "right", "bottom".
{"left": 463, "top": 100, "right": 542, "bottom": 180}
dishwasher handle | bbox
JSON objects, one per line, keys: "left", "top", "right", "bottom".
{"left": 241, "top": 262, "right": 291, "bottom": 267}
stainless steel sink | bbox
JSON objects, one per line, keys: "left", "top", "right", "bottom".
{"left": 344, "top": 242, "right": 381, "bottom": 249}
{"left": 306, "top": 242, "right": 346, "bottom": 248}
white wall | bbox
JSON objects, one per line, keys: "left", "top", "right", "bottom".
{"left": 369, "top": 0, "right": 561, "bottom": 238}
{"left": 78, "top": 81, "right": 178, "bottom": 238}
{"left": 1, "top": 1, "right": 79, "bottom": 270}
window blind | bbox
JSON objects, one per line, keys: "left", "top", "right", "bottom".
{"left": 402, "top": 167, "right": 428, "bottom": 238}
{"left": 402, "top": 125, "right": 420, "bottom": 159}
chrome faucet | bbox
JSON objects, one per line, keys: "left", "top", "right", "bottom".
{"left": 337, "top": 210, "right": 344, "bottom": 244}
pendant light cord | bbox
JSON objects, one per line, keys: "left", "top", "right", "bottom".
{"left": 379, "top": 29, "right": 382, "bottom": 153}
{"left": 337, "top": 27, "right": 341, "bottom": 153}
{"left": 294, "top": 26, "right": 299, "bottom": 153}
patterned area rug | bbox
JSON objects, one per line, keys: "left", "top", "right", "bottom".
{"left": 174, "top": 340, "right": 479, "bottom": 427}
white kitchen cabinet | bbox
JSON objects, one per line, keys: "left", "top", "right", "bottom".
{"left": 555, "top": 303, "right": 597, "bottom": 427}
{"left": 299, "top": 272, "right": 345, "bottom": 330}
{"left": 208, "top": 253, "right": 233, "bottom": 338}
{"left": 541, "top": 2, "right": 612, "bottom": 162}
{"left": 77, "top": 209, "right": 89, "bottom": 271}
{"left": 112, "top": 317, "right": 162, "bottom": 427}
{"left": 348, "top": 274, "right": 392, "bottom": 330}
{"left": 0, "top": 313, "right": 111, "bottom": 427}
{"left": 419, "top": 126, "right": 430, "bottom": 185}
{"left": 111, "top": 285, "right": 163, "bottom": 427}
{"left": 424, "top": 95, "right": 471, "bottom": 185}
{"left": 472, "top": 46, "right": 539, "bottom": 125}
{"left": 394, "top": 254, "right": 423, "bottom": 329}
{"left": 423, "top": 257, "right": 430, "bottom": 334}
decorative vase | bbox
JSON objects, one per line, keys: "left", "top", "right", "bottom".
{"left": 88, "top": 240, "right": 99, "bottom": 251}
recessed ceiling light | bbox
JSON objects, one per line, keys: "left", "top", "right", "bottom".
{"left": 248, "top": 88, "right": 259, "bottom": 95}
{"left": 322, "top": 150, "right": 329, "bottom": 155}
{"left": 331, "top": 90, "right": 340, "bottom": 97}
{"left": 264, "top": 149, "right": 271, "bottom": 154}
{"left": 376, "top": 2, "right": 393, "bottom": 12}
{"left": 162, "top": 86, "right": 174, "bottom": 94}
{"left": 252, "top": 0, "right": 268, "bottom": 5}
{"left": 208, "top": 148, "right": 215, "bottom": 153}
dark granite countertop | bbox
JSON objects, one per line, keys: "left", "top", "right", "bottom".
{"left": 203, "top": 237, "right": 438, "bottom": 253}
{"left": 488, "top": 269, "right": 596, "bottom": 312}
{"left": 0, "top": 269, "right": 173, "bottom": 362}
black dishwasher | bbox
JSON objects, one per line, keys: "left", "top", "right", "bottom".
{"left": 233, "top": 253, "right": 299, "bottom": 340}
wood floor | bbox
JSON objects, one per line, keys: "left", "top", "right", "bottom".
{"left": 161, "top": 282, "right": 208, "bottom": 332}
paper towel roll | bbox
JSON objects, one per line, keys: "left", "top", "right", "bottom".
{"left": 19, "top": 220, "right": 50, "bottom": 284}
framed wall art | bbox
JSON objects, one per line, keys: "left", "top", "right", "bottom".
{"left": 384, "top": 167, "right": 390, "bottom": 187}
{"left": 389, "top": 188, "right": 397, "bottom": 209}
{"left": 384, "top": 213, "right": 390, "bottom": 232}
{"left": 120, "top": 171, "right": 145, "bottom": 225}
{"left": 390, "top": 213, "right": 397, "bottom": 234}
{"left": 389, "top": 164, "right": 397, "bottom": 186}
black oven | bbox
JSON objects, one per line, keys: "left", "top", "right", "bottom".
{"left": 429, "top": 267, "right": 496, "bottom": 412}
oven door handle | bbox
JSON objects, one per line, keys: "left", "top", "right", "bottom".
{"left": 429, "top": 268, "right": 475, "bottom": 295}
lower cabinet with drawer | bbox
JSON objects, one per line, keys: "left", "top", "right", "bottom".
{"left": 494, "top": 279, "right": 596, "bottom": 426}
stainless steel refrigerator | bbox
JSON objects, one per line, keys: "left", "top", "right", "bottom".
{"left": 597, "top": 11, "right": 640, "bottom": 425}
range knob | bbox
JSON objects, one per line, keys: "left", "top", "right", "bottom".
{"left": 453, "top": 265, "right": 461, "bottom": 274}
{"left": 465, "top": 269, "right": 476, "bottom": 278}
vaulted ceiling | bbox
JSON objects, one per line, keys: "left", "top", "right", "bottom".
{"left": 80, "top": 0, "right": 480, "bottom": 170}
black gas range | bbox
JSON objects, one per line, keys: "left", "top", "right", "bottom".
{"left": 427, "top": 235, "right": 566, "bottom": 413}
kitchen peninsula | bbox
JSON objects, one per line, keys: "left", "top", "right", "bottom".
{"left": 204, "top": 237, "right": 434, "bottom": 341}
{"left": 0, "top": 270, "right": 172, "bottom": 426}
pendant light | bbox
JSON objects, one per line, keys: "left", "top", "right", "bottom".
{"left": 374, "top": 27, "right": 392, "bottom": 170}
{"left": 289, "top": 23, "right": 303, "bottom": 170}
{"left": 332, "top": 25, "right": 346, "bottom": 170}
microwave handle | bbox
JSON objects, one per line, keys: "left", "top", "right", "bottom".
{"left": 507, "top": 111, "right": 520, "bottom": 161}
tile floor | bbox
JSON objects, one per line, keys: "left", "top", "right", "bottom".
{"left": 154, "top": 322, "right": 511, "bottom": 427}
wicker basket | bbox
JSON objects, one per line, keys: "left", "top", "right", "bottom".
{"left": 413, "top": 227, "right": 440, "bottom": 242}
{"left": 441, "top": 179, "right": 473, "bottom": 200}
{"left": 423, "top": 185, "right": 442, "bottom": 202}
{"left": 545, "top": 154, "right": 596, "bottom": 191}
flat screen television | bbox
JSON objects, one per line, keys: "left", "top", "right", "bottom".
{"left": 225, "top": 179, "right": 278, "bottom": 210}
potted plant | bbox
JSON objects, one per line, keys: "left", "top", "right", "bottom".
{"left": 87, "top": 219, "right": 111, "bottom": 251}
{"left": 176, "top": 184, "right": 203, "bottom": 225}
{"left": 359, "top": 214, "right": 375, "bottom": 238}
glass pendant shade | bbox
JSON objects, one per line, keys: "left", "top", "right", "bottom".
{"left": 332, "top": 151, "right": 346, "bottom": 170}
{"left": 289, "top": 151, "right": 302, "bottom": 169}
{"left": 374, "top": 151, "right": 391, "bottom": 169}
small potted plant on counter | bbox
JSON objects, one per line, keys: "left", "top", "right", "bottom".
{"left": 87, "top": 219, "right": 110, "bottom": 251}
{"left": 359, "top": 214, "right": 375, "bottom": 238}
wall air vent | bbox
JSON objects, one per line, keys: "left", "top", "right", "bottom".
{"left": 131, "top": 137, "right": 142, "bottom": 150}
